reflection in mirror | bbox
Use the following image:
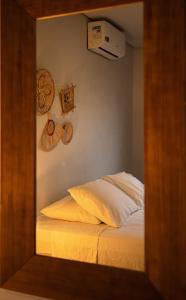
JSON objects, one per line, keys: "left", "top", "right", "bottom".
{"left": 36, "top": 2, "right": 144, "bottom": 271}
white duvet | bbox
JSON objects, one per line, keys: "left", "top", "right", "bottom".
{"left": 36, "top": 210, "right": 144, "bottom": 271}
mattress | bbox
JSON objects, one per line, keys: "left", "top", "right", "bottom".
{"left": 36, "top": 209, "right": 144, "bottom": 271}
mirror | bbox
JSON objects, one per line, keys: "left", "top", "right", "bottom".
{"left": 36, "top": 2, "right": 144, "bottom": 271}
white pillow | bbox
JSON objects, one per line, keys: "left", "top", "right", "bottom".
{"left": 68, "top": 179, "right": 139, "bottom": 228}
{"left": 41, "top": 196, "right": 101, "bottom": 225}
{"left": 102, "top": 171, "right": 144, "bottom": 208}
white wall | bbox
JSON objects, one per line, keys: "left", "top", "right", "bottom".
{"left": 36, "top": 14, "right": 134, "bottom": 212}
{"left": 131, "top": 48, "right": 144, "bottom": 181}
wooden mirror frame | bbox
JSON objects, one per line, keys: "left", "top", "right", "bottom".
{"left": 0, "top": 0, "right": 185, "bottom": 299}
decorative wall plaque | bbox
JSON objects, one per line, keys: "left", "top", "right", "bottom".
{"left": 61, "top": 122, "right": 73, "bottom": 145}
{"left": 60, "top": 85, "right": 75, "bottom": 114}
{"left": 36, "top": 69, "right": 55, "bottom": 115}
{"left": 40, "top": 119, "right": 62, "bottom": 151}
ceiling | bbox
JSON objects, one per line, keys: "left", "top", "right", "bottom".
{"left": 85, "top": 3, "right": 143, "bottom": 48}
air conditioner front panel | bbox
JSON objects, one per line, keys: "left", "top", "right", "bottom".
{"left": 88, "top": 21, "right": 126, "bottom": 60}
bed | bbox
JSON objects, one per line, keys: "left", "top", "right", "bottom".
{"left": 36, "top": 209, "right": 144, "bottom": 271}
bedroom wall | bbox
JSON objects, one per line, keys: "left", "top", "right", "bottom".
{"left": 0, "top": 289, "right": 48, "bottom": 300}
{"left": 36, "top": 14, "right": 134, "bottom": 212}
{"left": 131, "top": 48, "right": 144, "bottom": 181}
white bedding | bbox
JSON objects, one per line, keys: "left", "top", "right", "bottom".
{"left": 98, "top": 209, "right": 144, "bottom": 271}
{"left": 36, "top": 217, "right": 107, "bottom": 263}
{"left": 36, "top": 210, "right": 144, "bottom": 271}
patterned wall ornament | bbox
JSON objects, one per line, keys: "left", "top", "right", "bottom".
{"left": 61, "top": 122, "right": 73, "bottom": 145}
{"left": 36, "top": 69, "right": 55, "bottom": 115}
{"left": 40, "top": 119, "right": 63, "bottom": 151}
{"left": 60, "top": 85, "right": 76, "bottom": 114}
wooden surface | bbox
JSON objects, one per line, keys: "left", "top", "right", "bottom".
{"left": 0, "top": 0, "right": 36, "bottom": 284}
{"left": 0, "top": 0, "right": 186, "bottom": 299}
{"left": 144, "top": 0, "right": 186, "bottom": 299}
{"left": 17, "top": 0, "right": 142, "bottom": 19}
{"left": 3, "top": 255, "right": 162, "bottom": 300}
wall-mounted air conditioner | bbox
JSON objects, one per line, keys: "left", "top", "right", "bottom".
{"left": 88, "top": 21, "right": 126, "bottom": 60}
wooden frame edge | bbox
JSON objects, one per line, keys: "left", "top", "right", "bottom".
{"left": 0, "top": 0, "right": 36, "bottom": 284}
{"left": 2, "top": 255, "right": 162, "bottom": 300}
{"left": 17, "top": 0, "right": 142, "bottom": 19}
{"left": 1, "top": 0, "right": 186, "bottom": 299}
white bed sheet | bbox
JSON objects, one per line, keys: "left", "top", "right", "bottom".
{"left": 36, "top": 210, "right": 144, "bottom": 271}
{"left": 98, "top": 209, "right": 144, "bottom": 271}
{"left": 36, "top": 216, "right": 107, "bottom": 263}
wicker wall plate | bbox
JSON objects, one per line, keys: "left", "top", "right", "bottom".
{"left": 40, "top": 119, "right": 62, "bottom": 151}
{"left": 36, "top": 69, "right": 55, "bottom": 115}
{"left": 61, "top": 122, "right": 73, "bottom": 145}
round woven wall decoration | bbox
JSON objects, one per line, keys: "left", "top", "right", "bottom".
{"left": 36, "top": 69, "right": 55, "bottom": 115}
{"left": 40, "top": 119, "right": 62, "bottom": 151}
{"left": 61, "top": 122, "right": 73, "bottom": 145}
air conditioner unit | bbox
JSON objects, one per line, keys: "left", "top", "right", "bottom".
{"left": 88, "top": 21, "right": 126, "bottom": 60}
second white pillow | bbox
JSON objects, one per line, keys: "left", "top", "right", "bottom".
{"left": 68, "top": 179, "right": 139, "bottom": 228}
{"left": 102, "top": 171, "right": 144, "bottom": 208}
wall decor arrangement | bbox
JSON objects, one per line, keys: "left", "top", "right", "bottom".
{"left": 40, "top": 118, "right": 63, "bottom": 152}
{"left": 36, "top": 69, "right": 55, "bottom": 115}
{"left": 60, "top": 85, "right": 76, "bottom": 114}
{"left": 37, "top": 69, "right": 75, "bottom": 150}
{"left": 61, "top": 122, "right": 74, "bottom": 145}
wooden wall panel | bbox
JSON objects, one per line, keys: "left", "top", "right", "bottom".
{"left": 17, "top": 0, "right": 141, "bottom": 19}
{"left": 144, "top": 0, "right": 186, "bottom": 299}
{"left": 0, "top": 0, "right": 36, "bottom": 284}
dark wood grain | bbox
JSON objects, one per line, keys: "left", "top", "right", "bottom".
{"left": 17, "top": 0, "right": 142, "bottom": 19}
{"left": 3, "top": 255, "right": 162, "bottom": 300}
{"left": 0, "top": 0, "right": 36, "bottom": 284}
{"left": 144, "top": 0, "right": 186, "bottom": 299}
{"left": 0, "top": 0, "right": 186, "bottom": 299}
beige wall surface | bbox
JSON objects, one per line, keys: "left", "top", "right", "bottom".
{"left": 0, "top": 289, "right": 49, "bottom": 300}
{"left": 132, "top": 48, "right": 144, "bottom": 181}
{"left": 36, "top": 14, "right": 134, "bottom": 212}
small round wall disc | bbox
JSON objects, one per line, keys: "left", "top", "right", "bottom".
{"left": 47, "top": 119, "right": 55, "bottom": 136}
{"left": 61, "top": 122, "right": 73, "bottom": 145}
